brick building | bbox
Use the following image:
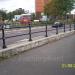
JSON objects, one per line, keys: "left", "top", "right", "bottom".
{"left": 35, "top": 0, "right": 48, "bottom": 19}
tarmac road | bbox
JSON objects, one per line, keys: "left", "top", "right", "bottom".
{"left": 0, "top": 34, "right": 75, "bottom": 75}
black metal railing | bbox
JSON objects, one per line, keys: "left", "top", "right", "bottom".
{"left": 0, "top": 23, "right": 75, "bottom": 49}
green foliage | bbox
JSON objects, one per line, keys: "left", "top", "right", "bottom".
{"left": 44, "top": 0, "right": 75, "bottom": 16}
{"left": 31, "top": 13, "right": 36, "bottom": 21}
{"left": 7, "top": 12, "right": 14, "bottom": 20}
{"left": 7, "top": 8, "right": 25, "bottom": 20}
{"left": 0, "top": 9, "right": 7, "bottom": 20}
{"left": 0, "top": 8, "right": 26, "bottom": 20}
{"left": 12, "top": 8, "right": 25, "bottom": 15}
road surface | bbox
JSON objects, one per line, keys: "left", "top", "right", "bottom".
{"left": 0, "top": 34, "right": 75, "bottom": 75}
{"left": 0, "top": 25, "right": 74, "bottom": 49}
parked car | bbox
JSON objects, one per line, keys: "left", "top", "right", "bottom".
{"left": 4, "top": 24, "right": 12, "bottom": 29}
{"left": 52, "top": 21, "right": 63, "bottom": 28}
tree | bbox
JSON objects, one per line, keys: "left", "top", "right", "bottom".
{"left": 12, "top": 8, "right": 25, "bottom": 15}
{"left": 7, "top": 12, "right": 14, "bottom": 20}
{"left": 7, "top": 8, "right": 26, "bottom": 20}
{"left": 0, "top": 9, "right": 7, "bottom": 20}
{"left": 31, "top": 13, "right": 36, "bottom": 21}
{"left": 44, "top": 0, "right": 75, "bottom": 17}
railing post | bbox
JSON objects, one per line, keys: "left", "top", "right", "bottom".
{"left": 2, "top": 25, "right": 7, "bottom": 49}
{"left": 29, "top": 23, "right": 32, "bottom": 41}
{"left": 74, "top": 23, "right": 75, "bottom": 30}
{"left": 45, "top": 22, "right": 48, "bottom": 37}
{"left": 64, "top": 23, "right": 65, "bottom": 32}
{"left": 56, "top": 26, "right": 58, "bottom": 34}
{"left": 69, "top": 24, "right": 71, "bottom": 31}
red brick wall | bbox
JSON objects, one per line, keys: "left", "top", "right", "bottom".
{"left": 35, "top": 0, "right": 48, "bottom": 13}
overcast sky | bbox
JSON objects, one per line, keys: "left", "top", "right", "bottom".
{"left": 0, "top": 0, "right": 35, "bottom": 13}
{"left": 0, "top": 0, "right": 75, "bottom": 14}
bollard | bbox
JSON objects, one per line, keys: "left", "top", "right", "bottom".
{"left": 69, "top": 24, "right": 71, "bottom": 31}
{"left": 45, "top": 23, "right": 48, "bottom": 37}
{"left": 29, "top": 23, "right": 32, "bottom": 41}
{"left": 2, "top": 25, "right": 7, "bottom": 49}
{"left": 64, "top": 24, "right": 65, "bottom": 32}
{"left": 56, "top": 26, "right": 58, "bottom": 34}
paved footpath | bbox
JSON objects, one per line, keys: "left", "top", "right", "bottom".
{"left": 0, "top": 35, "right": 75, "bottom": 75}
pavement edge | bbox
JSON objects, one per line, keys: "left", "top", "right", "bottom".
{"left": 0, "top": 30, "right": 75, "bottom": 58}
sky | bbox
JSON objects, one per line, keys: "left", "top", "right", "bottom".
{"left": 0, "top": 0, "right": 75, "bottom": 14}
{"left": 0, "top": 0, "right": 35, "bottom": 13}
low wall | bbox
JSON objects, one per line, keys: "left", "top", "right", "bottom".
{"left": 0, "top": 30, "right": 75, "bottom": 58}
